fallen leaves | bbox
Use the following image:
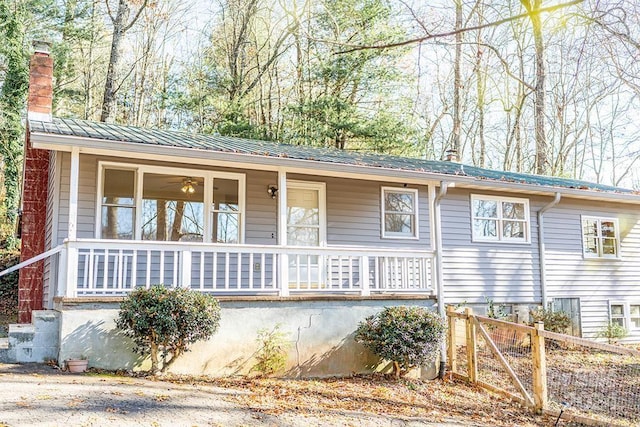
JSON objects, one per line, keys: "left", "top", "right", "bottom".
{"left": 168, "top": 374, "right": 556, "bottom": 427}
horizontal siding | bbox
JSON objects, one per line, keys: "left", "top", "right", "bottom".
{"left": 545, "top": 200, "right": 640, "bottom": 340}
{"left": 43, "top": 151, "right": 58, "bottom": 307}
{"left": 441, "top": 188, "right": 542, "bottom": 305}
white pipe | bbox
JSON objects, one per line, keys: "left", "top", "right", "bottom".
{"left": 538, "top": 192, "right": 561, "bottom": 309}
{"left": 434, "top": 181, "right": 450, "bottom": 378}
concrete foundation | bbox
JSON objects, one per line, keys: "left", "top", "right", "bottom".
{"left": 56, "top": 298, "right": 437, "bottom": 377}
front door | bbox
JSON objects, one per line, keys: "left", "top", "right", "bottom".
{"left": 287, "top": 181, "right": 326, "bottom": 288}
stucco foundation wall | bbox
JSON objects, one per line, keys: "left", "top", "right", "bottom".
{"left": 57, "top": 299, "right": 436, "bottom": 377}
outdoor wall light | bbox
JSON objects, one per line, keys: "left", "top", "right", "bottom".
{"left": 267, "top": 185, "right": 278, "bottom": 199}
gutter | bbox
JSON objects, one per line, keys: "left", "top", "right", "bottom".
{"left": 538, "top": 192, "right": 561, "bottom": 309}
{"left": 434, "top": 181, "right": 450, "bottom": 379}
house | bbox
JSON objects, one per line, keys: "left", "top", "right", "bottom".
{"left": 5, "top": 43, "right": 640, "bottom": 374}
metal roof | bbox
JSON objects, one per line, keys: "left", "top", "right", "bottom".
{"left": 29, "top": 117, "right": 636, "bottom": 195}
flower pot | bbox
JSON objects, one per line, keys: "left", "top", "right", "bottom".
{"left": 66, "top": 358, "right": 89, "bottom": 373}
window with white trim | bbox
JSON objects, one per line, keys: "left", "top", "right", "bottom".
{"left": 471, "top": 195, "right": 529, "bottom": 243}
{"left": 610, "top": 303, "right": 625, "bottom": 328}
{"left": 381, "top": 187, "right": 418, "bottom": 239}
{"left": 582, "top": 216, "right": 620, "bottom": 258}
{"left": 98, "top": 163, "right": 245, "bottom": 243}
{"left": 609, "top": 302, "right": 640, "bottom": 331}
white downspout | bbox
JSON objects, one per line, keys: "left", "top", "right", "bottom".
{"left": 538, "top": 192, "right": 561, "bottom": 309}
{"left": 434, "top": 181, "right": 450, "bottom": 378}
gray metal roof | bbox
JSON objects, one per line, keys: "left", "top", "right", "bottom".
{"left": 29, "top": 117, "right": 636, "bottom": 195}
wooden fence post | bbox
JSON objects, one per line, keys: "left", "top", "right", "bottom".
{"left": 532, "top": 322, "right": 548, "bottom": 412}
{"left": 447, "top": 306, "right": 457, "bottom": 373}
{"left": 465, "top": 307, "right": 477, "bottom": 383}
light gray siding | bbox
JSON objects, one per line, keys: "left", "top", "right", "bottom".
{"left": 43, "top": 151, "right": 59, "bottom": 307}
{"left": 544, "top": 199, "right": 640, "bottom": 340}
{"left": 289, "top": 174, "right": 431, "bottom": 248}
{"left": 440, "top": 189, "right": 542, "bottom": 305}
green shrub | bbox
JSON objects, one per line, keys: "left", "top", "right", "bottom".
{"left": 597, "top": 322, "right": 628, "bottom": 344}
{"left": 251, "top": 324, "right": 290, "bottom": 377}
{"left": 116, "top": 286, "right": 221, "bottom": 374}
{"left": 354, "top": 306, "right": 445, "bottom": 378}
{"left": 529, "top": 308, "right": 572, "bottom": 333}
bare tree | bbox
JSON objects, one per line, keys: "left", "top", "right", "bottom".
{"left": 100, "top": 0, "right": 149, "bottom": 123}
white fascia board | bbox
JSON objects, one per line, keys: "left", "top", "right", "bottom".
{"left": 30, "top": 131, "right": 640, "bottom": 205}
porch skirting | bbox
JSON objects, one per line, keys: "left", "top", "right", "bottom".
{"left": 53, "top": 298, "right": 437, "bottom": 377}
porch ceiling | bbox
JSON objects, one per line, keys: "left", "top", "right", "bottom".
{"left": 28, "top": 117, "right": 640, "bottom": 203}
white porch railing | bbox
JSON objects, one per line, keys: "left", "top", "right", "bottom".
{"left": 56, "top": 239, "right": 435, "bottom": 298}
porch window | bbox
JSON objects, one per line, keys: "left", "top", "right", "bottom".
{"left": 142, "top": 174, "right": 205, "bottom": 242}
{"left": 99, "top": 163, "right": 244, "bottom": 243}
{"left": 582, "top": 216, "right": 619, "bottom": 258}
{"left": 381, "top": 187, "right": 418, "bottom": 239}
{"left": 471, "top": 195, "right": 529, "bottom": 243}
{"left": 101, "top": 168, "right": 135, "bottom": 239}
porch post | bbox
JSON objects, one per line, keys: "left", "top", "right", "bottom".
{"left": 65, "top": 147, "right": 80, "bottom": 297}
{"left": 65, "top": 243, "right": 78, "bottom": 298}
{"left": 278, "top": 170, "right": 289, "bottom": 296}
{"left": 68, "top": 147, "right": 79, "bottom": 240}
{"left": 360, "top": 256, "right": 370, "bottom": 296}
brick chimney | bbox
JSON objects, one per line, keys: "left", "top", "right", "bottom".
{"left": 18, "top": 41, "right": 52, "bottom": 323}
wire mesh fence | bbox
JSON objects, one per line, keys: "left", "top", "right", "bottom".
{"left": 447, "top": 307, "right": 640, "bottom": 426}
{"left": 543, "top": 332, "right": 640, "bottom": 426}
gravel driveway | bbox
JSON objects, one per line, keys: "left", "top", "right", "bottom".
{"left": 0, "top": 364, "right": 466, "bottom": 427}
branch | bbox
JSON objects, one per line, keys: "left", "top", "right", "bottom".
{"left": 334, "top": 0, "right": 584, "bottom": 54}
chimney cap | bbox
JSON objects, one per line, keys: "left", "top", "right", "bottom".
{"left": 445, "top": 148, "right": 459, "bottom": 162}
{"left": 32, "top": 40, "right": 52, "bottom": 55}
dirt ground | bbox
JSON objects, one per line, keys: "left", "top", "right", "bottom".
{"left": 0, "top": 363, "right": 561, "bottom": 426}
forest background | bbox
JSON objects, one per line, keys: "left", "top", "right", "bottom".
{"left": 0, "top": 0, "right": 639, "bottom": 249}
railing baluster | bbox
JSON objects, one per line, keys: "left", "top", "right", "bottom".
{"left": 173, "top": 250, "right": 179, "bottom": 287}
{"left": 145, "top": 250, "right": 151, "bottom": 289}
{"left": 199, "top": 251, "right": 205, "bottom": 290}
{"left": 348, "top": 256, "right": 353, "bottom": 289}
{"left": 131, "top": 250, "right": 137, "bottom": 289}
{"left": 260, "top": 253, "right": 266, "bottom": 290}
{"left": 159, "top": 250, "right": 165, "bottom": 285}
{"left": 237, "top": 252, "right": 242, "bottom": 290}
{"left": 212, "top": 251, "right": 218, "bottom": 289}
{"left": 87, "top": 249, "right": 94, "bottom": 290}
{"left": 103, "top": 250, "right": 109, "bottom": 290}
{"left": 225, "top": 252, "right": 230, "bottom": 290}
{"left": 249, "top": 253, "right": 254, "bottom": 290}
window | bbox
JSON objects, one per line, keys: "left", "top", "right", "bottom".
{"left": 610, "top": 304, "right": 625, "bottom": 328}
{"left": 471, "top": 195, "right": 529, "bottom": 243}
{"left": 101, "top": 169, "right": 136, "bottom": 240}
{"left": 381, "top": 187, "right": 418, "bottom": 239}
{"left": 631, "top": 305, "right": 640, "bottom": 329}
{"left": 582, "top": 216, "right": 620, "bottom": 258}
{"left": 98, "top": 163, "right": 244, "bottom": 243}
{"left": 609, "top": 303, "right": 640, "bottom": 331}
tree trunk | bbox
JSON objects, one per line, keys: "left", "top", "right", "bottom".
{"left": 452, "top": 0, "right": 463, "bottom": 156}
{"left": 522, "top": 0, "right": 548, "bottom": 175}
{"left": 101, "top": 0, "right": 130, "bottom": 123}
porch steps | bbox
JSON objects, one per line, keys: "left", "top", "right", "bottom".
{"left": 0, "top": 311, "right": 59, "bottom": 364}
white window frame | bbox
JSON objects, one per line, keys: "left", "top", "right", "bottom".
{"left": 381, "top": 187, "right": 419, "bottom": 240}
{"left": 470, "top": 194, "right": 530, "bottom": 244}
{"left": 609, "top": 302, "right": 640, "bottom": 331}
{"left": 96, "top": 161, "right": 246, "bottom": 243}
{"left": 581, "top": 216, "right": 621, "bottom": 259}
{"left": 286, "top": 180, "right": 327, "bottom": 247}
{"left": 609, "top": 302, "right": 626, "bottom": 328}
